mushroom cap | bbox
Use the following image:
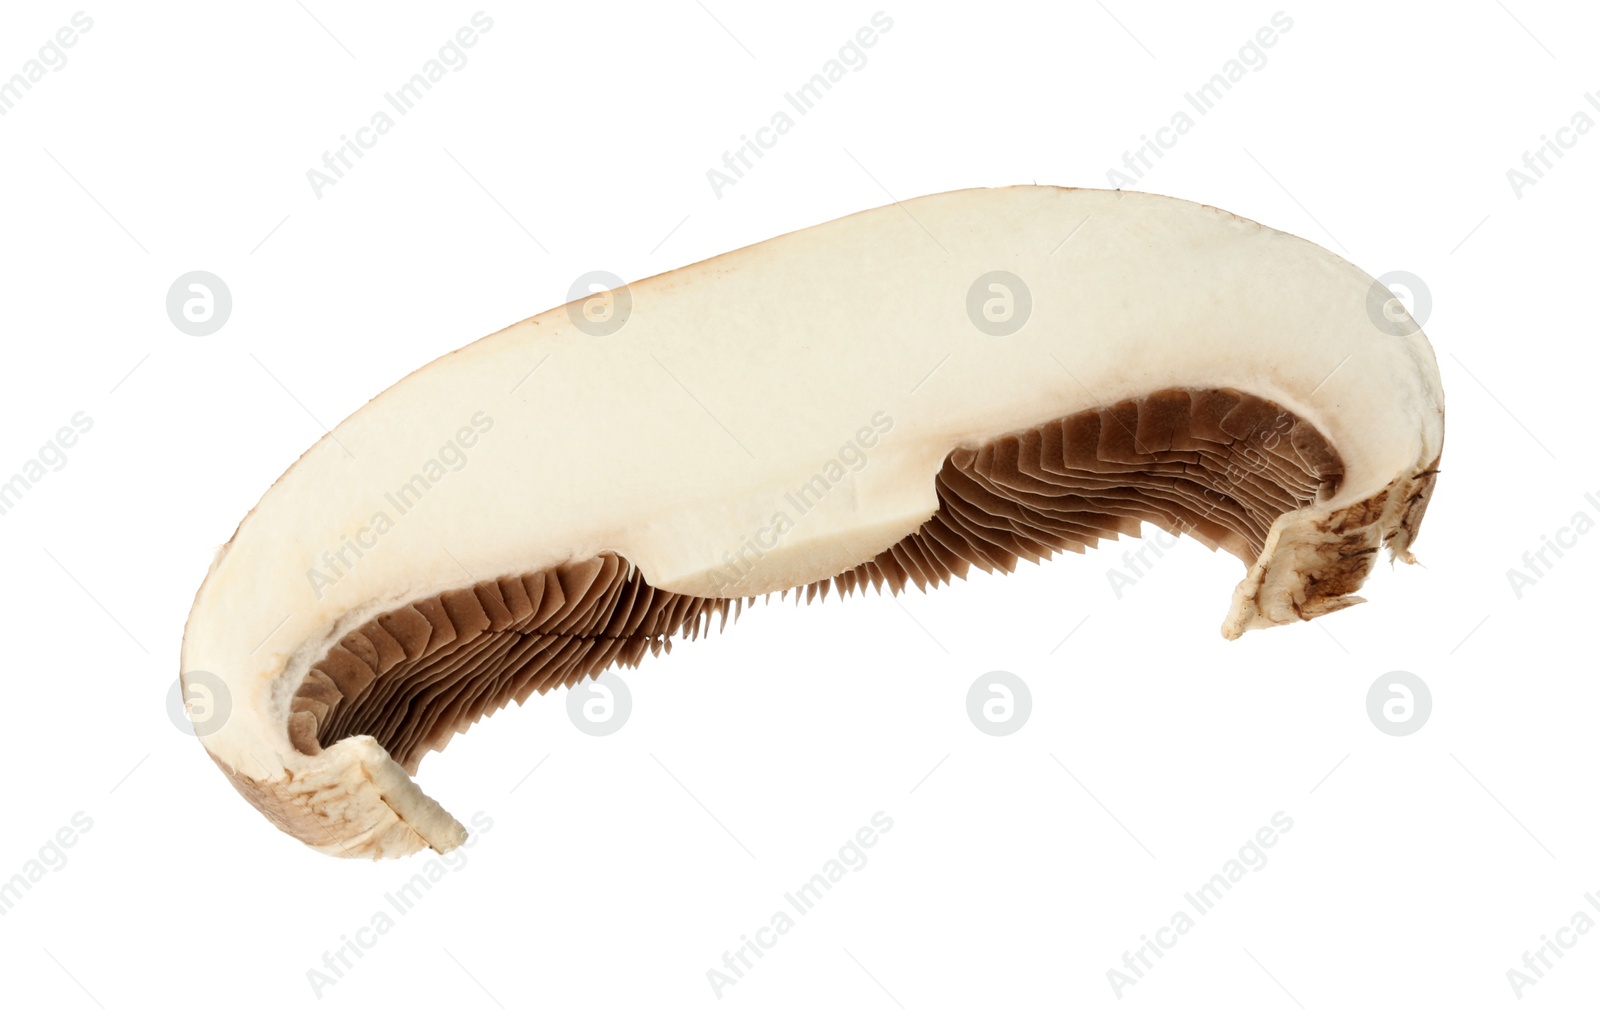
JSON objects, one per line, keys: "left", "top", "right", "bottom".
{"left": 181, "top": 185, "right": 1443, "bottom": 857}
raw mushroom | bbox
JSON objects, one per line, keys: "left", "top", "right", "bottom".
{"left": 180, "top": 186, "right": 1444, "bottom": 858}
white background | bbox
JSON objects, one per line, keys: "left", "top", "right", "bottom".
{"left": 0, "top": 1, "right": 1595, "bottom": 1006}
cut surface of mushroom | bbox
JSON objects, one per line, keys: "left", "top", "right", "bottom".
{"left": 181, "top": 186, "right": 1444, "bottom": 858}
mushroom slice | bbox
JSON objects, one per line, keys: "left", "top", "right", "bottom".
{"left": 180, "top": 186, "right": 1444, "bottom": 858}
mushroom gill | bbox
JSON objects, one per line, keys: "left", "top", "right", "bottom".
{"left": 287, "top": 387, "right": 1382, "bottom": 776}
